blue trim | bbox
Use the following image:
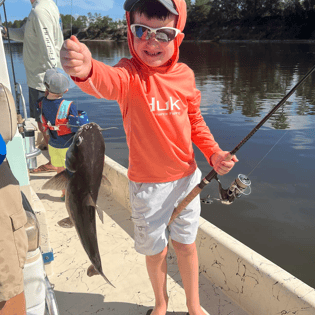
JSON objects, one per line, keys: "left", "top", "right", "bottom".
{"left": 57, "top": 100, "right": 72, "bottom": 120}
{"left": 42, "top": 250, "right": 54, "bottom": 264}
{"left": 0, "top": 134, "right": 6, "bottom": 166}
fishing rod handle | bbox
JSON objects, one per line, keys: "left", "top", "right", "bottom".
{"left": 168, "top": 155, "right": 235, "bottom": 225}
{"left": 168, "top": 169, "right": 219, "bottom": 225}
{"left": 168, "top": 184, "right": 203, "bottom": 226}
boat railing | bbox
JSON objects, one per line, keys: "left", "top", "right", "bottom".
{"left": 103, "top": 155, "right": 315, "bottom": 315}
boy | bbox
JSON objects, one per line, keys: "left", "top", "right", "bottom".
{"left": 60, "top": 0, "right": 238, "bottom": 314}
{"left": 35, "top": 68, "right": 79, "bottom": 201}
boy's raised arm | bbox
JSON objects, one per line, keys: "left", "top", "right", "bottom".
{"left": 61, "top": 35, "right": 129, "bottom": 104}
{"left": 61, "top": 35, "right": 92, "bottom": 80}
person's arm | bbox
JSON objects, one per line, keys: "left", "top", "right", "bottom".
{"left": 73, "top": 59, "right": 130, "bottom": 103}
{"left": 7, "top": 24, "right": 26, "bottom": 42}
{"left": 32, "top": 7, "right": 61, "bottom": 69}
{"left": 34, "top": 97, "right": 44, "bottom": 123}
{"left": 61, "top": 36, "right": 130, "bottom": 104}
{"left": 68, "top": 102, "right": 78, "bottom": 118}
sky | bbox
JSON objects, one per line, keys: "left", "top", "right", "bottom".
{"left": 2, "top": 0, "right": 127, "bottom": 23}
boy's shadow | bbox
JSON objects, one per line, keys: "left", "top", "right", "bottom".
{"left": 41, "top": 150, "right": 50, "bottom": 160}
{"left": 36, "top": 193, "right": 62, "bottom": 203}
{"left": 54, "top": 290, "right": 188, "bottom": 315}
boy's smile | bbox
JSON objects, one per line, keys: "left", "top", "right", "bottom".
{"left": 132, "top": 12, "right": 178, "bottom": 68}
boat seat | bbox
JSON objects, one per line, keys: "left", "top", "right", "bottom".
{"left": 0, "top": 83, "right": 17, "bottom": 143}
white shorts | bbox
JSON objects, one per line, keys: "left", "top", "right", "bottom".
{"left": 129, "top": 168, "right": 202, "bottom": 256}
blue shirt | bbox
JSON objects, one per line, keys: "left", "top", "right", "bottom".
{"left": 40, "top": 97, "right": 78, "bottom": 149}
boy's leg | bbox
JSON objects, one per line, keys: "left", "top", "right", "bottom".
{"left": 172, "top": 240, "right": 206, "bottom": 315}
{"left": 31, "top": 133, "right": 57, "bottom": 172}
{"left": 37, "top": 121, "right": 50, "bottom": 147}
{"left": 146, "top": 246, "right": 169, "bottom": 315}
{"left": 169, "top": 168, "right": 205, "bottom": 314}
{"left": 49, "top": 145, "right": 68, "bottom": 197}
{"left": 129, "top": 181, "right": 175, "bottom": 315}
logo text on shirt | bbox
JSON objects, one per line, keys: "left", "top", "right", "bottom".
{"left": 149, "top": 97, "right": 181, "bottom": 116}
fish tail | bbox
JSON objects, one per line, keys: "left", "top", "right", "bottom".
{"left": 100, "top": 272, "right": 116, "bottom": 288}
{"left": 87, "top": 264, "right": 115, "bottom": 288}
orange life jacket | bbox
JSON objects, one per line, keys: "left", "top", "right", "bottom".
{"left": 39, "top": 99, "right": 73, "bottom": 136}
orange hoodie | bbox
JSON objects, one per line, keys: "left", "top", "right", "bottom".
{"left": 74, "top": 0, "right": 223, "bottom": 183}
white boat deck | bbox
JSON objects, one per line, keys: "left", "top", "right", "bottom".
{"left": 29, "top": 151, "right": 249, "bottom": 315}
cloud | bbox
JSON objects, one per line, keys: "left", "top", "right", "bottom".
{"left": 57, "top": 0, "right": 114, "bottom": 11}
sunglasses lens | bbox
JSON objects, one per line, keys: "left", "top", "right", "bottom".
{"left": 156, "top": 29, "right": 176, "bottom": 42}
{"left": 134, "top": 26, "right": 147, "bottom": 39}
{"left": 133, "top": 25, "right": 177, "bottom": 42}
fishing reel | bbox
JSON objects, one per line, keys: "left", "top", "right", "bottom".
{"left": 202, "top": 174, "right": 251, "bottom": 205}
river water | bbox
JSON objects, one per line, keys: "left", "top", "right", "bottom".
{"left": 4, "top": 40, "right": 315, "bottom": 288}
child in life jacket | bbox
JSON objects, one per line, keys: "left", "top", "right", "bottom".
{"left": 60, "top": 0, "right": 238, "bottom": 314}
{"left": 36, "top": 68, "right": 81, "bottom": 201}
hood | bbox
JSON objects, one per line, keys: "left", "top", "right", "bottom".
{"left": 126, "top": 0, "right": 187, "bottom": 74}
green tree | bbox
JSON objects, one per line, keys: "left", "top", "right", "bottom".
{"left": 73, "top": 15, "right": 88, "bottom": 29}
{"left": 10, "top": 17, "right": 27, "bottom": 28}
{"left": 209, "top": 0, "right": 239, "bottom": 22}
{"left": 61, "top": 14, "right": 73, "bottom": 29}
{"left": 185, "top": 0, "right": 192, "bottom": 11}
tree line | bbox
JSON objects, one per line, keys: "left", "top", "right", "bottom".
{"left": 6, "top": 0, "right": 315, "bottom": 40}
{"left": 185, "top": 0, "right": 315, "bottom": 39}
{"left": 5, "top": 12, "right": 127, "bottom": 41}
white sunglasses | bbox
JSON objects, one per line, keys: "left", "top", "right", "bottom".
{"left": 130, "top": 24, "right": 181, "bottom": 42}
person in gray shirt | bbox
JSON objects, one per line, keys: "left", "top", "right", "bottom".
{"left": 5, "top": 0, "right": 64, "bottom": 172}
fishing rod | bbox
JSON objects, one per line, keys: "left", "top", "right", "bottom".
{"left": 1, "top": 1, "right": 21, "bottom": 115}
{"left": 168, "top": 64, "right": 315, "bottom": 226}
{"left": 1, "top": 0, "right": 28, "bottom": 134}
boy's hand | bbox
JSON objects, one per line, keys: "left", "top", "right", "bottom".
{"left": 210, "top": 151, "right": 238, "bottom": 176}
{"left": 60, "top": 35, "right": 92, "bottom": 80}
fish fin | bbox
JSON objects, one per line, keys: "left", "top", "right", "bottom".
{"left": 87, "top": 264, "right": 99, "bottom": 277}
{"left": 96, "top": 205, "right": 104, "bottom": 224}
{"left": 84, "top": 194, "right": 96, "bottom": 207}
{"left": 42, "top": 170, "right": 69, "bottom": 190}
{"left": 101, "top": 175, "right": 111, "bottom": 186}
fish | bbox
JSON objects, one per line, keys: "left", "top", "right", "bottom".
{"left": 42, "top": 122, "right": 114, "bottom": 287}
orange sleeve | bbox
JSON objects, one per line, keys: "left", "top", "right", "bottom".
{"left": 72, "top": 58, "right": 130, "bottom": 106}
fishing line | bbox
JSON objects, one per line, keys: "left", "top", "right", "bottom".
{"left": 168, "top": 64, "right": 315, "bottom": 225}
{"left": 1, "top": 1, "right": 20, "bottom": 114}
{"left": 70, "top": 0, "right": 73, "bottom": 37}
{"left": 247, "top": 129, "right": 289, "bottom": 177}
